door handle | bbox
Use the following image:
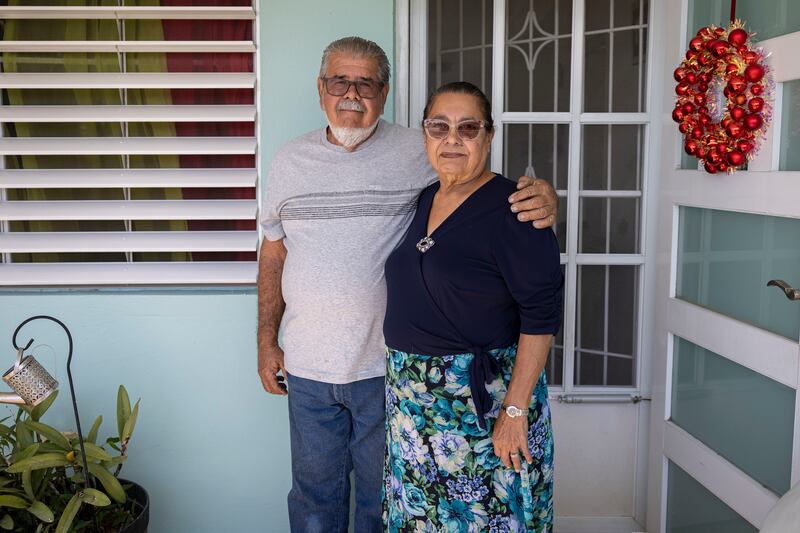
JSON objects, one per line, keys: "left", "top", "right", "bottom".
{"left": 767, "top": 280, "right": 800, "bottom": 301}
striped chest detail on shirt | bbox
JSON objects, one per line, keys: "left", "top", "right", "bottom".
{"left": 278, "top": 188, "right": 420, "bottom": 220}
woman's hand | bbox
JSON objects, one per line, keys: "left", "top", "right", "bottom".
{"left": 492, "top": 411, "right": 533, "bottom": 472}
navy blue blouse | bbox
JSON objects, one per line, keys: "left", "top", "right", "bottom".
{"left": 383, "top": 175, "right": 563, "bottom": 427}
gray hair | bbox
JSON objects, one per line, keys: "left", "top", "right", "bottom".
{"left": 319, "top": 36, "right": 391, "bottom": 85}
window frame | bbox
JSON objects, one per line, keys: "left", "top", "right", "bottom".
{"left": 0, "top": 3, "right": 261, "bottom": 287}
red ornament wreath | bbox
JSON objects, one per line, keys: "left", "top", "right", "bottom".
{"left": 672, "top": 22, "right": 773, "bottom": 174}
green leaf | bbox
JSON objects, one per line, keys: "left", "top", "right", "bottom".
{"left": 102, "top": 456, "right": 127, "bottom": 469}
{"left": 78, "top": 488, "right": 110, "bottom": 507}
{"left": 0, "top": 495, "right": 28, "bottom": 509}
{"left": 27, "top": 501, "right": 54, "bottom": 523}
{"left": 116, "top": 385, "right": 131, "bottom": 441}
{"left": 11, "top": 443, "right": 40, "bottom": 464}
{"left": 7, "top": 453, "right": 68, "bottom": 474}
{"left": 121, "top": 399, "right": 140, "bottom": 443}
{"left": 21, "top": 469, "right": 33, "bottom": 500}
{"left": 54, "top": 494, "right": 81, "bottom": 533}
{"left": 75, "top": 442, "right": 112, "bottom": 462}
{"left": 15, "top": 422, "right": 33, "bottom": 451}
{"left": 25, "top": 422, "right": 70, "bottom": 451}
{"left": 87, "top": 416, "right": 102, "bottom": 444}
{"left": 0, "top": 514, "right": 11, "bottom": 530}
{"left": 87, "top": 463, "right": 125, "bottom": 504}
{"left": 0, "top": 426, "right": 12, "bottom": 439}
{"left": 29, "top": 391, "right": 58, "bottom": 422}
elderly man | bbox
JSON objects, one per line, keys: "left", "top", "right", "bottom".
{"left": 258, "top": 36, "right": 558, "bottom": 533}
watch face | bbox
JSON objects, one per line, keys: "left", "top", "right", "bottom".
{"left": 506, "top": 406, "right": 522, "bottom": 417}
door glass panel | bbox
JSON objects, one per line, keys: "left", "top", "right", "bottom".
{"left": 504, "top": 123, "right": 569, "bottom": 252}
{"left": 667, "top": 461, "right": 758, "bottom": 533}
{"left": 677, "top": 207, "right": 800, "bottom": 340}
{"left": 780, "top": 79, "right": 800, "bottom": 170}
{"left": 428, "top": 0, "right": 494, "bottom": 97}
{"left": 505, "top": 0, "right": 572, "bottom": 112}
{"left": 671, "top": 336, "right": 795, "bottom": 495}
{"left": 576, "top": 265, "right": 638, "bottom": 386}
{"left": 688, "top": 0, "right": 800, "bottom": 42}
{"left": 584, "top": 0, "right": 649, "bottom": 112}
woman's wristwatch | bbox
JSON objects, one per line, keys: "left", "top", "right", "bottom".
{"left": 503, "top": 404, "right": 529, "bottom": 418}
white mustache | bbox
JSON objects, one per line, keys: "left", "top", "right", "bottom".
{"left": 337, "top": 100, "right": 366, "bottom": 112}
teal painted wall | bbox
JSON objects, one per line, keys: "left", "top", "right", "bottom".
{"left": 0, "top": 1, "right": 396, "bottom": 531}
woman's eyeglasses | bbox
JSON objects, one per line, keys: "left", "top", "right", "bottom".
{"left": 322, "top": 77, "right": 384, "bottom": 99}
{"left": 423, "top": 119, "right": 487, "bottom": 140}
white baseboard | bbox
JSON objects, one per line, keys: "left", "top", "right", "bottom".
{"left": 554, "top": 516, "right": 645, "bottom": 533}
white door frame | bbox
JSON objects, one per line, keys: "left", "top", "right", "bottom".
{"left": 646, "top": 0, "right": 800, "bottom": 531}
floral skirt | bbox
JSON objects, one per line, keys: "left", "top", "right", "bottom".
{"left": 383, "top": 345, "right": 554, "bottom": 533}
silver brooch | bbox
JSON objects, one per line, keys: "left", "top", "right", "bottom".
{"left": 416, "top": 236, "right": 435, "bottom": 253}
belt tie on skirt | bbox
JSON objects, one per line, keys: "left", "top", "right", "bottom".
{"left": 468, "top": 345, "right": 501, "bottom": 430}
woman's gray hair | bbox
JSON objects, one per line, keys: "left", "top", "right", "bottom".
{"left": 319, "top": 36, "right": 391, "bottom": 85}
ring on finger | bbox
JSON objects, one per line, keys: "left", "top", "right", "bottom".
{"left": 510, "top": 452, "right": 519, "bottom": 457}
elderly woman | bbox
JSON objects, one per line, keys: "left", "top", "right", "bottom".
{"left": 382, "top": 81, "right": 563, "bottom": 533}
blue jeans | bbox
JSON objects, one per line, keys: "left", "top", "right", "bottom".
{"left": 286, "top": 374, "right": 385, "bottom": 533}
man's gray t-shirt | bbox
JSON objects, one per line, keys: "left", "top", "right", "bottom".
{"left": 261, "top": 119, "right": 435, "bottom": 384}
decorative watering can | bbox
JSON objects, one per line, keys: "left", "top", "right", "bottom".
{"left": 1, "top": 347, "right": 58, "bottom": 406}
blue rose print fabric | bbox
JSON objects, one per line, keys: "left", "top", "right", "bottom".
{"left": 383, "top": 344, "right": 554, "bottom": 532}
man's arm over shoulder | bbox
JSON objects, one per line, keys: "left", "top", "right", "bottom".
{"left": 257, "top": 237, "right": 288, "bottom": 395}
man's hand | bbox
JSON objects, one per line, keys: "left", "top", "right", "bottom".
{"left": 258, "top": 343, "right": 288, "bottom": 395}
{"left": 508, "top": 176, "right": 558, "bottom": 229}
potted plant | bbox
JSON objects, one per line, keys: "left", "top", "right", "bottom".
{"left": 0, "top": 386, "right": 149, "bottom": 532}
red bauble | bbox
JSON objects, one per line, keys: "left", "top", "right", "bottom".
{"left": 711, "top": 40, "right": 730, "bottom": 56}
{"left": 704, "top": 161, "right": 718, "bottom": 174}
{"left": 718, "top": 162, "right": 728, "bottom": 173}
{"left": 735, "top": 94, "right": 747, "bottom": 105}
{"left": 674, "top": 67, "right": 688, "bottom": 82}
{"left": 728, "top": 28, "right": 748, "bottom": 46}
{"left": 696, "top": 147, "right": 707, "bottom": 159}
{"left": 743, "top": 114, "right": 763, "bottom": 130}
{"left": 737, "top": 140, "right": 754, "bottom": 153}
{"left": 743, "top": 50, "right": 759, "bottom": 64}
{"left": 686, "top": 49, "right": 698, "bottom": 61}
{"left": 748, "top": 97, "right": 764, "bottom": 113}
{"left": 679, "top": 123, "right": 690, "bottom": 134}
{"left": 685, "top": 72, "right": 697, "bottom": 85}
{"left": 751, "top": 84, "right": 764, "bottom": 96}
{"left": 675, "top": 83, "right": 690, "bottom": 96}
{"left": 730, "top": 106, "right": 746, "bottom": 121}
{"left": 694, "top": 93, "right": 707, "bottom": 106}
{"left": 715, "top": 142, "right": 728, "bottom": 154}
{"left": 698, "top": 83, "right": 709, "bottom": 92}
{"left": 707, "top": 150, "right": 723, "bottom": 165}
{"left": 728, "top": 75, "right": 747, "bottom": 93}
{"left": 726, "top": 121, "right": 745, "bottom": 138}
{"left": 690, "top": 36, "right": 705, "bottom": 51}
{"left": 684, "top": 140, "right": 699, "bottom": 155}
{"left": 721, "top": 117, "right": 733, "bottom": 129}
{"left": 714, "top": 27, "right": 725, "bottom": 36}
{"left": 725, "top": 63, "right": 739, "bottom": 76}
{"left": 699, "top": 72, "right": 712, "bottom": 84}
{"left": 727, "top": 150, "right": 746, "bottom": 166}
{"left": 744, "top": 64, "right": 765, "bottom": 83}
{"left": 691, "top": 127, "right": 704, "bottom": 140}
{"left": 697, "top": 53, "right": 710, "bottom": 66}
{"left": 682, "top": 102, "right": 696, "bottom": 114}
{"left": 672, "top": 108, "right": 685, "bottom": 122}
{"left": 699, "top": 114, "right": 711, "bottom": 125}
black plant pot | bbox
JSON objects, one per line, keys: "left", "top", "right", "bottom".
{"left": 118, "top": 480, "right": 149, "bottom": 533}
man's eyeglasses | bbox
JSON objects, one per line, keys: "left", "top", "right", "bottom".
{"left": 423, "top": 119, "right": 488, "bottom": 140}
{"left": 322, "top": 77, "right": 384, "bottom": 99}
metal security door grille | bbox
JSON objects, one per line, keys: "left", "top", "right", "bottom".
{"left": 407, "top": 0, "right": 653, "bottom": 393}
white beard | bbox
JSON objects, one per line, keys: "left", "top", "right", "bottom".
{"left": 328, "top": 120, "right": 379, "bottom": 150}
